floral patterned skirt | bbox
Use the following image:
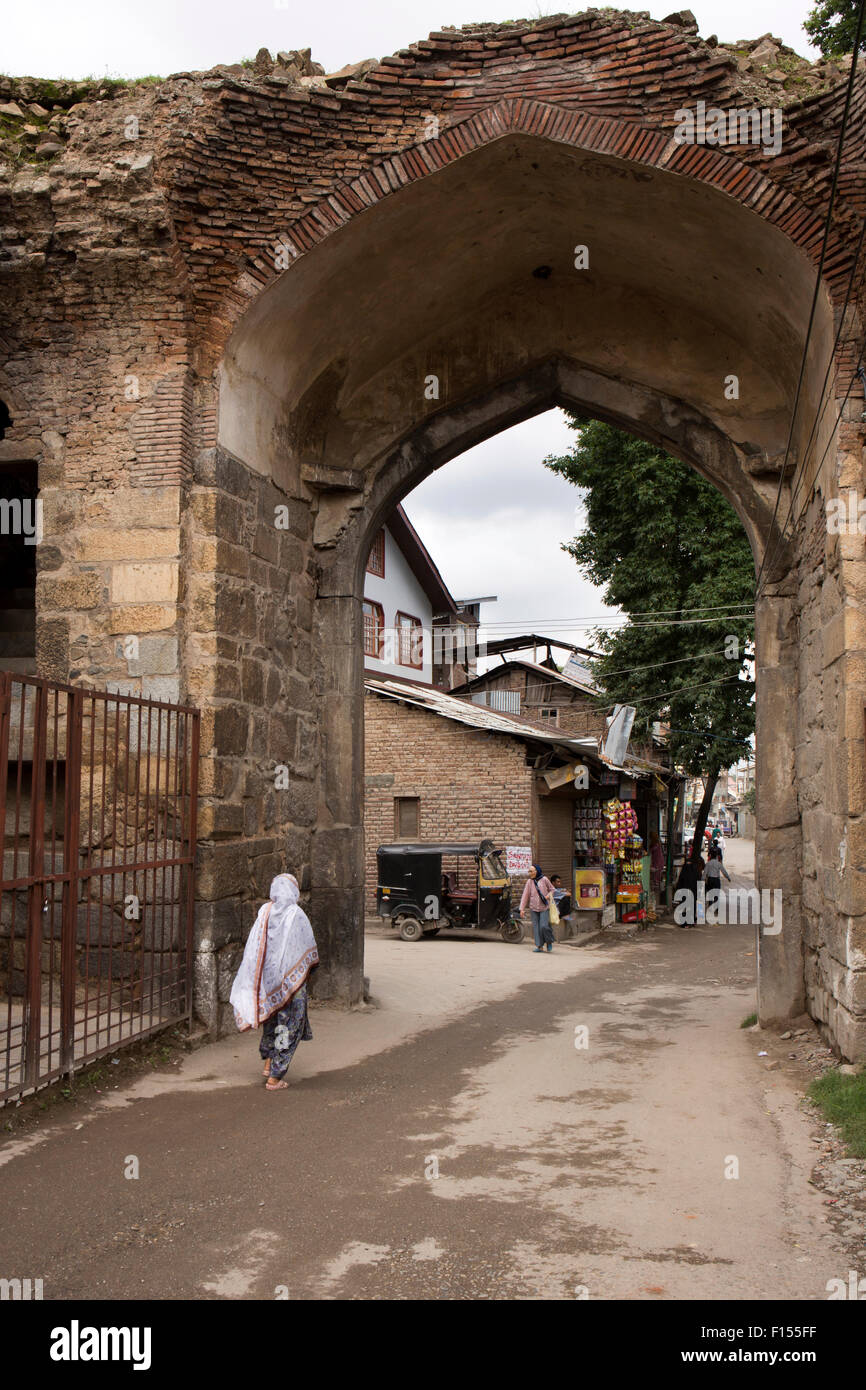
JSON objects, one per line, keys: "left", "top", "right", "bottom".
{"left": 259, "top": 984, "right": 312, "bottom": 1079}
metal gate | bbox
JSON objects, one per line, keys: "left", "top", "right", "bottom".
{"left": 0, "top": 673, "right": 199, "bottom": 1102}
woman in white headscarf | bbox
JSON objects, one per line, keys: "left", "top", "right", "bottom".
{"left": 230, "top": 874, "right": 319, "bottom": 1092}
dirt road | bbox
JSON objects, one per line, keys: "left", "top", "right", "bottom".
{"left": 0, "top": 841, "right": 847, "bottom": 1300}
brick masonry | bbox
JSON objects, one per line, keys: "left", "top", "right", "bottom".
{"left": 364, "top": 690, "right": 534, "bottom": 911}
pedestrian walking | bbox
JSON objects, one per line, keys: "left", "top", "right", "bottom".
{"left": 230, "top": 873, "right": 319, "bottom": 1092}
{"left": 704, "top": 847, "right": 731, "bottom": 918}
{"left": 519, "top": 863, "right": 555, "bottom": 953}
{"left": 675, "top": 847, "right": 705, "bottom": 927}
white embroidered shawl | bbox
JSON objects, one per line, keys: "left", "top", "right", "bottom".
{"left": 230, "top": 874, "right": 319, "bottom": 1031}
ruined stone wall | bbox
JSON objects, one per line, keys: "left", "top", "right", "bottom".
{"left": 1, "top": 12, "right": 864, "bottom": 1046}
{"left": 795, "top": 416, "right": 866, "bottom": 1060}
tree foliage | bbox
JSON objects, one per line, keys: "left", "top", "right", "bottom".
{"left": 804, "top": 0, "right": 865, "bottom": 58}
{"left": 544, "top": 416, "right": 755, "bottom": 790}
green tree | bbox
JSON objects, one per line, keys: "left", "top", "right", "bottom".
{"left": 804, "top": 0, "right": 865, "bottom": 58}
{"left": 545, "top": 417, "right": 755, "bottom": 864}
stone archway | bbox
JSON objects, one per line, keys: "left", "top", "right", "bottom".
{"left": 215, "top": 110, "right": 845, "bottom": 1043}
{"left": 4, "top": 12, "right": 864, "bottom": 1052}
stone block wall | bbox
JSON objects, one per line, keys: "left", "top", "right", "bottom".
{"left": 186, "top": 446, "right": 321, "bottom": 1033}
{"left": 797, "top": 416, "right": 866, "bottom": 1059}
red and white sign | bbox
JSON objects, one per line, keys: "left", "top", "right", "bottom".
{"left": 505, "top": 846, "right": 532, "bottom": 876}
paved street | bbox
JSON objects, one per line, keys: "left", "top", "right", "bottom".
{"left": 0, "top": 841, "right": 847, "bottom": 1300}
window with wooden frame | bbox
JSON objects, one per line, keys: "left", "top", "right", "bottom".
{"left": 538, "top": 707, "right": 559, "bottom": 724}
{"left": 395, "top": 796, "right": 420, "bottom": 839}
{"left": 395, "top": 611, "right": 423, "bottom": 668}
{"left": 362, "top": 599, "right": 384, "bottom": 658}
{"left": 366, "top": 529, "right": 385, "bottom": 577}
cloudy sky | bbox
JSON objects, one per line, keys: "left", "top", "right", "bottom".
{"left": 402, "top": 409, "right": 615, "bottom": 654}
{"left": 7, "top": 0, "right": 807, "bottom": 655}
{"left": 6, "top": 1, "right": 821, "bottom": 81}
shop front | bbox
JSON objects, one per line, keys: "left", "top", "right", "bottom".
{"left": 534, "top": 755, "right": 674, "bottom": 930}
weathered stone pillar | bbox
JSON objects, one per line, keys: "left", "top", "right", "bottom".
{"left": 754, "top": 581, "right": 805, "bottom": 1025}
{"left": 309, "top": 592, "right": 365, "bottom": 1005}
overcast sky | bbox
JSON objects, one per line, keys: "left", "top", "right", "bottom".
{"left": 7, "top": 1, "right": 799, "bottom": 658}
{"left": 402, "top": 409, "right": 617, "bottom": 655}
{"left": 6, "top": 2, "right": 821, "bottom": 81}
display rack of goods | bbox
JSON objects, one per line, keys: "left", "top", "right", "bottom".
{"left": 616, "top": 833, "right": 644, "bottom": 903}
{"left": 573, "top": 797, "right": 603, "bottom": 855}
{"left": 602, "top": 798, "right": 638, "bottom": 861}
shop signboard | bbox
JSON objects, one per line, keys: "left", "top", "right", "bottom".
{"left": 542, "top": 761, "right": 590, "bottom": 790}
{"left": 506, "top": 846, "right": 532, "bottom": 876}
{"left": 574, "top": 868, "right": 605, "bottom": 908}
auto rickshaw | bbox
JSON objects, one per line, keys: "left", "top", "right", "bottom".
{"left": 376, "top": 839, "right": 525, "bottom": 943}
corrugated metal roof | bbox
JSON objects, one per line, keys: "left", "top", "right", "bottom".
{"left": 365, "top": 677, "right": 591, "bottom": 753}
{"left": 365, "top": 677, "right": 666, "bottom": 783}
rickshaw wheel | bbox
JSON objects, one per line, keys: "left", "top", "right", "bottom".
{"left": 500, "top": 919, "right": 525, "bottom": 944}
{"left": 397, "top": 916, "right": 424, "bottom": 942}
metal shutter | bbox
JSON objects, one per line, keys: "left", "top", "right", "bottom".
{"left": 534, "top": 792, "right": 573, "bottom": 883}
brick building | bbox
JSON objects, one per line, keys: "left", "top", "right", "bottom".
{"left": 450, "top": 657, "right": 607, "bottom": 740}
{"left": 363, "top": 675, "right": 636, "bottom": 912}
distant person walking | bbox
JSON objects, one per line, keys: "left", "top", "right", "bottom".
{"left": 675, "top": 847, "right": 705, "bottom": 927}
{"left": 704, "top": 847, "right": 731, "bottom": 917}
{"left": 520, "top": 864, "right": 555, "bottom": 953}
{"left": 230, "top": 873, "right": 319, "bottom": 1092}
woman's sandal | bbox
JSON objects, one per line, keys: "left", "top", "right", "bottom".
{"left": 262, "top": 1060, "right": 271, "bottom": 1077}
{"left": 265, "top": 1077, "right": 288, "bottom": 1091}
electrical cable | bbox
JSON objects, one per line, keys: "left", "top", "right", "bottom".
{"left": 470, "top": 601, "right": 755, "bottom": 626}
{"left": 591, "top": 672, "right": 752, "bottom": 712}
{"left": 513, "top": 645, "right": 754, "bottom": 693}
{"left": 771, "top": 337, "right": 866, "bottom": 558}
{"left": 769, "top": 211, "right": 866, "bottom": 549}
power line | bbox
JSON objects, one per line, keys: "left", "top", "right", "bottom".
{"left": 770, "top": 211, "right": 866, "bottom": 549}
{"left": 574, "top": 645, "right": 749, "bottom": 680}
{"left": 474, "top": 601, "right": 754, "bottom": 626}
{"left": 593, "top": 672, "right": 752, "bottom": 711}
{"left": 755, "top": 0, "right": 866, "bottom": 599}
{"left": 773, "top": 338, "right": 866, "bottom": 555}
{"left": 479, "top": 613, "right": 755, "bottom": 635}
{"left": 518, "top": 646, "right": 753, "bottom": 685}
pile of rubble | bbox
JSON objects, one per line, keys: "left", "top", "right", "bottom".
{"left": 0, "top": 14, "right": 852, "bottom": 173}
{"left": 713, "top": 30, "right": 853, "bottom": 102}
{"left": 808, "top": 1117, "right": 866, "bottom": 1265}
{"left": 0, "top": 46, "right": 384, "bottom": 170}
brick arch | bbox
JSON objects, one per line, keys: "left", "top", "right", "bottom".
{"left": 262, "top": 95, "right": 852, "bottom": 305}
{"left": 219, "top": 106, "right": 838, "bottom": 547}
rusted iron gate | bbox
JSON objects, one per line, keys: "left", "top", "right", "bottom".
{"left": 0, "top": 673, "right": 199, "bottom": 1102}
